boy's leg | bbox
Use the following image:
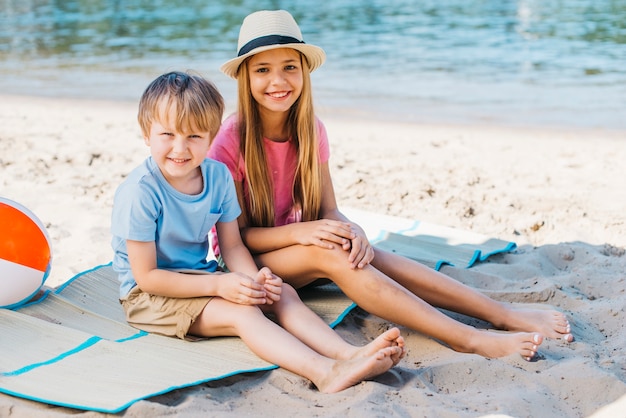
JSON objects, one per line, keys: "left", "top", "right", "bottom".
{"left": 266, "top": 284, "right": 405, "bottom": 363}
{"left": 190, "top": 297, "right": 400, "bottom": 393}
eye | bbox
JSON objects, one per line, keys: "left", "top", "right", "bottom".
{"left": 285, "top": 64, "right": 298, "bottom": 71}
{"left": 255, "top": 67, "right": 269, "bottom": 73}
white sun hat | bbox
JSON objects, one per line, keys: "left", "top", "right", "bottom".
{"left": 220, "top": 10, "right": 326, "bottom": 79}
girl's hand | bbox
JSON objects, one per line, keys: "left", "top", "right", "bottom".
{"left": 254, "top": 267, "right": 282, "bottom": 304}
{"left": 218, "top": 272, "right": 268, "bottom": 305}
{"left": 295, "top": 219, "right": 356, "bottom": 249}
{"left": 346, "top": 223, "right": 375, "bottom": 269}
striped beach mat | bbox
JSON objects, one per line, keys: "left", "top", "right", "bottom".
{"left": 0, "top": 208, "right": 515, "bottom": 413}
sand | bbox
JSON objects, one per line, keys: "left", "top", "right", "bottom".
{"left": 0, "top": 94, "right": 625, "bottom": 417}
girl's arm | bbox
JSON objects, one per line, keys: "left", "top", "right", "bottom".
{"left": 318, "top": 161, "right": 346, "bottom": 221}
{"left": 237, "top": 166, "right": 356, "bottom": 254}
{"left": 318, "top": 162, "right": 375, "bottom": 269}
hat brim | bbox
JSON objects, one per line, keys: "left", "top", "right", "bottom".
{"left": 220, "top": 43, "right": 326, "bottom": 79}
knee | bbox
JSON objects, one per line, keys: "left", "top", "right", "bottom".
{"left": 271, "top": 283, "right": 304, "bottom": 315}
{"left": 310, "top": 245, "right": 352, "bottom": 273}
{"left": 275, "top": 283, "right": 304, "bottom": 308}
{"left": 281, "top": 283, "right": 299, "bottom": 299}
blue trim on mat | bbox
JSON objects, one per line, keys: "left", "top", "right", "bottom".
{"left": 329, "top": 302, "right": 358, "bottom": 328}
{"left": 434, "top": 260, "right": 451, "bottom": 271}
{"left": 2, "top": 336, "right": 102, "bottom": 377}
{"left": 0, "top": 362, "right": 281, "bottom": 414}
{"left": 1, "top": 287, "right": 42, "bottom": 310}
{"left": 115, "top": 330, "right": 149, "bottom": 342}
{"left": 466, "top": 250, "right": 482, "bottom": 268}
{"left": 103, "top": 365, "right": 282, "bottom": 414}
{"left": 14, "top": 288, "right": 52, "bottom": 309}
{"left": 54, "top": 262, "right": 113, "bottom": 293}
{"left": 434, "top": 242, "right": 517, "bottom": 270}
{"left": 479, "top": 242, "right": 517, "bottom": 262}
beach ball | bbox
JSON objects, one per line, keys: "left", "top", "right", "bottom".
{"left": 0, "top": 197, "right": 52, "bottom": 309}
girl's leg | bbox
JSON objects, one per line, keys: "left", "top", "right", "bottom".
{"left": 189, "top": 297, "right": 400, "bottom": 393}
{"left": 370, "top": 248, "right": 573, "bottom": 341}
{"left": 257, "top": 245, "right": 543, "bottom": 360}
{"left": 264, "top": 283, "right": 405, "bottom": 364}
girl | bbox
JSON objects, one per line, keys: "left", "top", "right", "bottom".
{"left": 209, "top": 10, "right": 573, "bottom": 361}
{"left": 111, "top": 71, "right": 405, "bottom": 394}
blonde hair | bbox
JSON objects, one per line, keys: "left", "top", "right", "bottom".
{"left": 237, "top": 53, "right": 322, "bottom": 227}
{"left": 138, "top": 71, "right": 224, "bottom": 140}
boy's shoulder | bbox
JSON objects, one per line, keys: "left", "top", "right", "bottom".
{"left": 121, "top": 158, "right": 158, "bottom": 186}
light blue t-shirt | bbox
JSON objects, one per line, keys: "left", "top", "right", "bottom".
{"left": 111, "top": 157, "right": 241, "bottom": 297}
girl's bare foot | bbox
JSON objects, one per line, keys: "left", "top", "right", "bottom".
{"left": 460, "top": 331, "right": 543, "bottom": 361}
{"left": 348, "top": 327, "right": 406, "bottom": 365}
{"left": 498, "top": 307, "right": 573, "bottom": 342}
{"left": 316, "top": 346, "right": 402, "bottom": 393}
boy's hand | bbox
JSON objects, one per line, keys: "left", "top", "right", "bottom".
{"left": 254, "top": 267, "right": 282, "bottom": 304}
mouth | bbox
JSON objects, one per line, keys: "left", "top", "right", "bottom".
{"left": 168, "top": 157, "right": 190, "bottom": 164}
{"left": 267, "top": 91, "right": 290, "bottom": 99}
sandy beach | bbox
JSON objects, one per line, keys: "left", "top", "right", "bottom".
{"left": 1, "top": 94, "right": 625, "bottom": 417}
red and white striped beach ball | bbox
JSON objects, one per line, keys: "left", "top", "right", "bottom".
{"left": 0, "top": 197, "right": 52, "bottom": 309}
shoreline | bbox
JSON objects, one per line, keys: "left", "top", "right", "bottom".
{"left": 1, "top": 93, "right": 625, "bottom": 417}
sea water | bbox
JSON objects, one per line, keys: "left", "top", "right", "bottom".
{"left": 1, "top": 0, "right": 625, "bottom": 129}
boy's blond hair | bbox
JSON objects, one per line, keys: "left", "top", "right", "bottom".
{"left": 138, "top": 71, "right": 224, "bottom": 140}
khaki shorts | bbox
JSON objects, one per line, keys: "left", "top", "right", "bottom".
{"left": 120, "top": 286, "right": 212, "bottom": 340}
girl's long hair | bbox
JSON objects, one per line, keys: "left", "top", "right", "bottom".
{"left": 237, "top": 53, "right": 322, "bottom": 227}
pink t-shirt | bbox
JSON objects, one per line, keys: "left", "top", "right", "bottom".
{"left": 208, "top": 114, "right": 330, "bottom": 227}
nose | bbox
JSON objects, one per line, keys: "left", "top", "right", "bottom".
{"left": 172, "top": 135, "right": 187, "bottom": 152}
{"left": 270, "top": 70, "right": 286, "bottom": 85}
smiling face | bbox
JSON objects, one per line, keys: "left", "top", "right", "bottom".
{"left": 144, "top": 102, "right": 212, "bottom": 194}
{"left": 247, "top": 48, "right": 304, "bottom": 116}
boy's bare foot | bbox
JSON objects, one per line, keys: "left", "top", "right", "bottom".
{"left": 499, "top": 307, "right": 573, "bottom": 342}
{"left": 460, "top": 331, "right": 543, "bottom": 361}
{"left": 349, "top": 327, "right": 406, "bottom": 365}
{"left": 316, "top": 346, "right": 402, "bottom": 393}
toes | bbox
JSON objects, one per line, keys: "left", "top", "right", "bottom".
{"left": 379, "top": 346, "right": 399, "bottom": 359}
{"left": 522, "top": 346, "right": 538, "bottom": 361}
{"left": 520, "top": 334, "right": 542, "bottom": 361}
{"left": 384, "top": 327, "right": 401, "bottom": 341}
{"left": 555, "top": 321, "right": 573, "bottom": 341}
{"left": 551, "top": 315, "right": 573, "bottom": 340}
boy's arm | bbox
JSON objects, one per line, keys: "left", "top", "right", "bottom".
{"left": 215, "top": 219, "right": 262, "bottom": 277}
{"left": 216, "top": 219, "right": 282, "bottom": 304}
{"left": 127, "top": 239, "right": 268, "bottom": 304}
{"left": 127, "top": 240, "right": 218, "bottom": 298}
